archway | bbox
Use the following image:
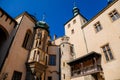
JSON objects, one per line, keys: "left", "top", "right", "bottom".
{"left": 0, "top": 27, "right": 7, "bottom": 49}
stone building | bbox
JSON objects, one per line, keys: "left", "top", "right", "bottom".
{"left": 0, "top": 0, "right": 120, "bottom": 80}
{"left": 0, "top": 8, "right": 60, "bottom": 80}
{"left": 55, "top": 0, "right": 120, "bottom": 80}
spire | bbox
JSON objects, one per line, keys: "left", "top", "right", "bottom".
{"left": 72, "top": 0, "right": 80, "bottom": 16}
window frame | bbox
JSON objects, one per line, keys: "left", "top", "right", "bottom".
{"left": 49, "top": 55, "right": 56, "bottom": 66}
{"left": 94, "top": 21, "right": 102, "bottom": 33}
{"left": 109, "top": 9, "right": 120, "bottom": 21}
{"left": 101, "top": 43, "right": 114, "bottom": 62}
{"left": 12, "top": 71, "right": 22, "bottom": 80}
{"left": 22, "top": 30, "right": 32, "bottom": 50}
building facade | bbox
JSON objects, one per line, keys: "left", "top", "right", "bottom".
{"left": 59, "top": 0, "right": 120, "bottom": 80}
{"left": 0, "top": 0, "right": 120, "bottom": 80}
{"left": 0, "top": 9, "right": 60, "bottom": 80}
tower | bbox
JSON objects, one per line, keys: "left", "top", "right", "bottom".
{"left": 27, "top": 20, "right": 50, "bottom": 80}
{"left": 64, "top": 5, "right": 88, "bottom": 58}
{"left": 60, "top": 36, "right": 74, "bottom": 80}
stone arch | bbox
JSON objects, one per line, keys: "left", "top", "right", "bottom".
{"left": 0, "top": 25, "right": 9, "bottom": 48}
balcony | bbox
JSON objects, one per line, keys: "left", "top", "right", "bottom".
{"left": 26, "top": 61, "right": 47, "bottom": 76}
{"left": 71, "top": 65, "right": 102, "bottom": 77}
{"left": 68, "top": 51, "right": 102, "bottom": 77}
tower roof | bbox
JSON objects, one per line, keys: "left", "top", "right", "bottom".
{"left": 35, "top": 21, "right": 49, "bottom": 32}
{"left": 72, "top": 6, "right": 80, "bottom": 16}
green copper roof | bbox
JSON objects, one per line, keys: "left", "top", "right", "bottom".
{"left": 35, "top": 21, "right": 49, "bottom": 31}
{"left": 73, "top": 6, "right": 80, "bottom": 16}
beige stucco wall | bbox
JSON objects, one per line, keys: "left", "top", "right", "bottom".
{"left": 65, "top": 15, "right": 88, "bottom": 59}
{"left": 82, "top": 0, "right": 120, "bottom": 80}
{"left": 1, "top": 13, "right": 35, "bottom": 80}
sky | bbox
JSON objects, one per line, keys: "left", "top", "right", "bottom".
{"left": 0, "top": 0, "right": 108, "bottom": 39}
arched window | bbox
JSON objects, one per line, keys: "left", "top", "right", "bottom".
{"left": 36, "top": 51, "right": 40, "bottom": 62}
{"left": 22, "top": 30, "right": 32, "bottom": 50}
{"left": 33, "top": 50, "right": 36, "bottom": 61}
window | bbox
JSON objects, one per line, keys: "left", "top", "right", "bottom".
{"left": 35, "top": 40, "right": 38, "bottom": 47}
{"left": 5, "top": 16, "right": 8, "bottom": 21}
{"left": 12, "top": 71, "right": 22, "bottom": 80}
{"left": 49, "top": 55, "right": 56, "bottom": 66}
{"left": 48, "top": 76, "right": 52, "bottom": 80}
{"left": 109, "top": 9, "right": 120, "bottom": 21}
{"left": 73, "top": 19, "right": 76, "bottom": 24}
{"left": 9, "top": 20, "right": 12, "bottom": 24}
{"left": 70, "top": 46, "right": 74, "bottom": 53}
{"left": 63, "top": 62, "right": 65, "bottom": 67}
{"left": 94, "top": 22, "right": 102, "bottom": 33}
{"left": 83, "top": 20, "right": 86, "bottom": 23}
{"left": 33, "top": 50, "right": 37, "bottom": 61}
{"left": 36, "top": 51, "right": 40, "bottom": 61}
{"left": 0, "top": 12, "right": 3, "bottom": 17}
{"left": 68, "top": 24, "right": 70, "bottom": 28}
{"left": 71, "top": 29, "right": 74, "bottom": 34}
{"left": 22, "top": 30, "right": 31, "bottom": 49}
{"left": 63, "top": 74, "right": 65, "bottom": 79}
{"left": 38, "top": 32, "right": 42, "bottom": 39}
{"left": 63, "top": 44, "right": 64, "bottom": 47}
{"left": 101, "top": 44, "right": 114, "bottom": 62}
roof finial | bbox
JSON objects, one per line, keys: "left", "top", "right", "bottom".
{"left": 42, "top": 13, "right": 46, "bottom": 21}
{"left": 73, "top": 0, "right": 76, "bottom": 7}
{"left": 72, "top": 0, "right": 79, "bottom": 16}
